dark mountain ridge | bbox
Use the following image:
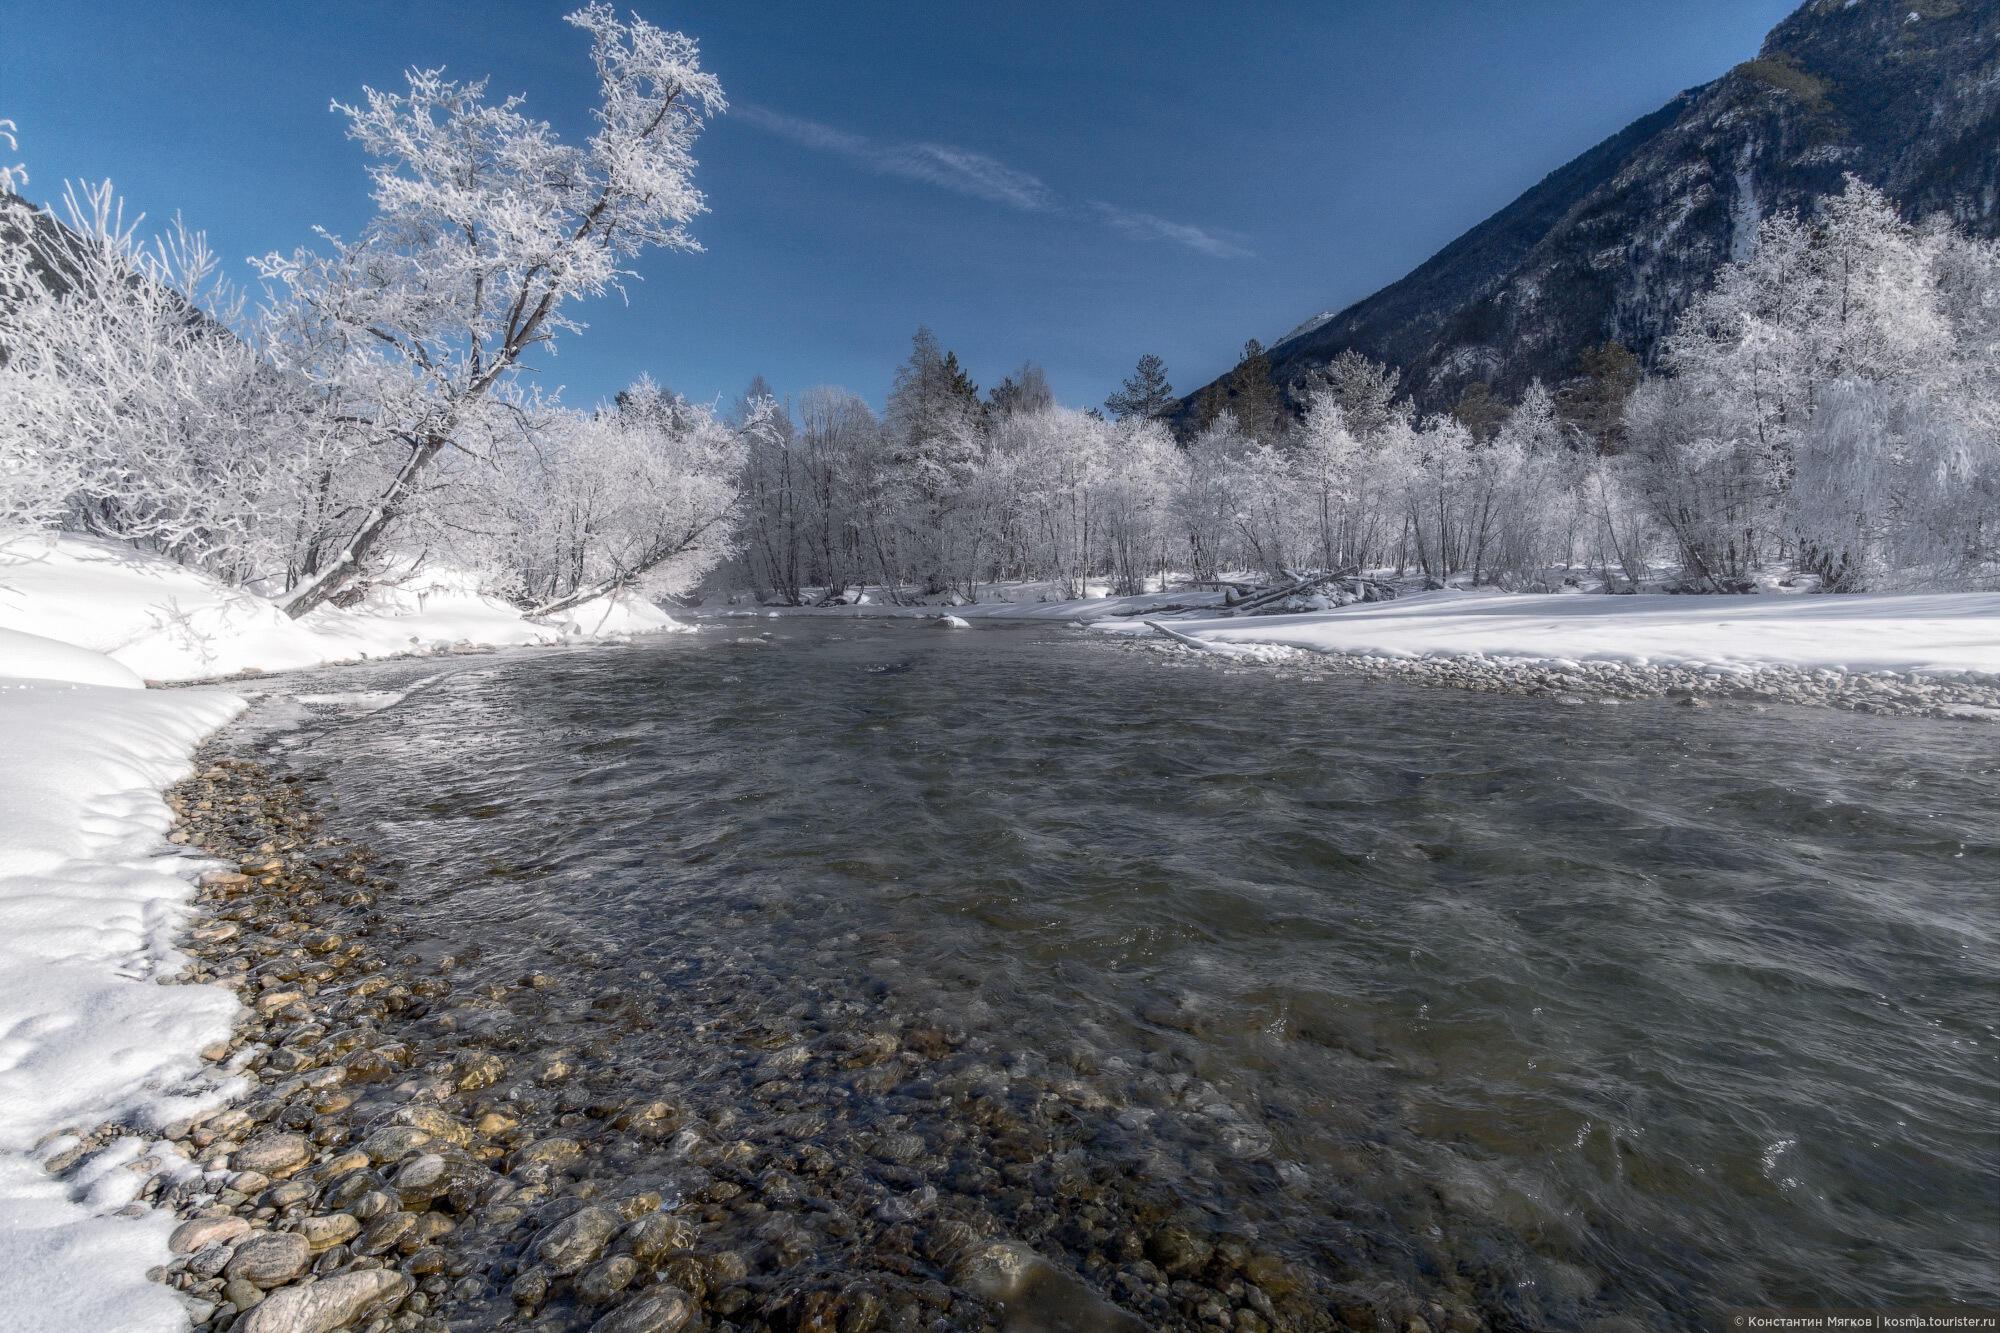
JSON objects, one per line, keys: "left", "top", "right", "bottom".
{"left": 1177, "top": 0, "right": 2000, "bottom": 426}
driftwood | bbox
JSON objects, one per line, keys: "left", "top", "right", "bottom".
{"left": 1106, "top": 600, "right": 1209, "bottom": 617}
{"left": 1117, "top": 571, "right": 1394, "bottom": 622}
{"left": 1144, "top": 620, "right": 1215, "bottom": 651}
{"left": 1207, "top": 569, "right": 1397, "bottom": 617}
{"left": 1224, "top": 568, "right": 1354, "bottom": 613}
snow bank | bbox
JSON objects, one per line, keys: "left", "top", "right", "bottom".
{"left": 0, "top": 533, "right": 687, "bottom": 683}
{"left": 0, "top": 535, "right": 696, "bottom": 1326}
{"left": 1099, "top": 589, "right": 2000, "bottom": 679}
{"left": 0, "top": 673, "right": 244, "bottom": 1332}
{"left": 0, "top": 626, "right": 146, "bottom": 689}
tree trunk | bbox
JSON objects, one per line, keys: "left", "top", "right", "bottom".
{"left": 281, "top": 433, "right": 447, "bottom": 619}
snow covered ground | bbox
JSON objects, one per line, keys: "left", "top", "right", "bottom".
{"left": 0, "top": 533, "right": 688, "bottom": 684}
{"left": 1092, "top": 588, "right": 2000, "bottom": 680}
{"left": 759, "top": 582, "right": 2000, "bottom": 681}
{"left": 0, "top": 533, "right": 701, "bottom": 1330}
{"left": 0, "top": 648, "right": 244, "bottom": 1329}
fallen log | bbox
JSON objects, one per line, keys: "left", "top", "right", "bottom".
{"left": 1227, "top": 569, "right": 1349, "bottom": 614}
{"left": 1144, "top": 620, "right": 1215, "bottom": 650}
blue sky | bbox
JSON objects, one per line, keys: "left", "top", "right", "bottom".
{"left": 3, "top": 1, "right": 1798, "bottom": 413}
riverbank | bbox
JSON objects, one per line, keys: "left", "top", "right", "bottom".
{"left": 0, "top": 535, "right": 699, "bottom": 1333}
{"left": 0, "top": 671, "right": 244, "bottom": 1331}
{"left": 755, "top": 585, "right": 2000, "bottom": 719}
{"left": 0, "top": 533, "right": 687, "bottom": 685}
{"left": 128, "top": 742, "right": 1444, "bottom": 1333}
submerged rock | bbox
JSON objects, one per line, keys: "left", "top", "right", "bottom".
{"left": 235, "top": 1268, "right": 411, "bottom": 1333}
{"left": 588, "top": 1286, "right": 695, "bottom": 1333}
{"left": 535, "top": 1203, "right": 622, "bottom": 1275}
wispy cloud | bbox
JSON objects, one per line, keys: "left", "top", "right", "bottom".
{"left": 737, "top": 103, "right": 1248, "bottom": 259}
{"left": 882, "top": 143, "right": 1059, "bottom": 212}
{"left": 1088, "top": 203, "right": 1253, "bottom": 261}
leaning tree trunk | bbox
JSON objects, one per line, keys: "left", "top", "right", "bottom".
{"left": 280, "top": 433, "right": 448, "bottom": 619}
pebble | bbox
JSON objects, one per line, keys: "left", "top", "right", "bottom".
{"left": 226, "top": 1231, "right": 311, "bottom": 1287}
{"left": 588, "top": 1286, "right": 695, "bottom": 1333}
{"left": 129, "top": 734, "right": 1503, "bottom": 1333}
{"left": 296, "top": 1214, "right": 360, "bottom": 1252}
{"left": 170, "top": 1215, "right": 250, "bottom": 1254}
{"left": 235, "top": 1268, "right": 412, "bottom": 1333}
{"left": 535, "top": 1204, "right": 622, "bottom": 1275}
{"left": 232, "top": 1133, "right": 311, "bottom": 1178}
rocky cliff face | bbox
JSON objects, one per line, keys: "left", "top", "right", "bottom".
{"left": 1181, "top": 0, "right": 2000, "bottom": 424}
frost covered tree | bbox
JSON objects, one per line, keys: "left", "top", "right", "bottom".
{"left": 257, "top": 4, "right": 725, "bottom": 617}
{"left": 883, "top": 327, "right": 984, "bottom": 594}
{"left": 1289, "top": 389, "right": 1381, "bottom": 573}
{"left": 482, "top": 381, "right": 742, "bottom": 617}
{"left": 0, "top": 178, "right": 349, "bottom": 580}
{"left": 735, "top": 380, "right": 811, "bottom": 604}
{"left": 1304, "top": 349, "right": 1400, "bottom": 438}
{"left": 1632, "top": 175, "right": 1997, "bottom": 589}
{"left": 1173, "top": 413, "right": 1251, "bottom": 582}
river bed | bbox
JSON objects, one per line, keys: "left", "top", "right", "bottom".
{"left": 221, "top": 617, "right": 1999, "bottom": 1329}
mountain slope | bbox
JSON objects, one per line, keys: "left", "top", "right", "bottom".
{"left": 1181, "top": 0, "right": 2000, "bottom": 423}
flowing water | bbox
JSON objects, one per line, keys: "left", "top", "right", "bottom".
{"left": 255, "top": 618, "right": 2000, "bottom": 1328}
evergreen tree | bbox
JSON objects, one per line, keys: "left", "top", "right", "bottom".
{"left": 1192, "top": 381, "right": 1227, "bottom": 432}
{"left": 885, "top": 326, "right": 984, "bottom": 592}
{"left": 1558, "top": 341, "right": 1641, "bottom": 454}
{"left": 1307, "top": 349, "right": 1399, "bottom": 437}
{"left": 1227, "top": 339, "right": 1282, "bottom": 440}
{"left": 1105, "top": 352, "right": 1174, "bottom": 420}
{"left": 1450, "top": 381, "right": 1507, "bottom": 443}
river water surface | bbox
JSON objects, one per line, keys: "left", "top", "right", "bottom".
{"left": 257, "top": 618, "right": 1999, "bottom": 1329}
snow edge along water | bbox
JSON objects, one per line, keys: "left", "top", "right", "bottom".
{"left": 0, "top": 669, "right": 248, "bottom": 1333}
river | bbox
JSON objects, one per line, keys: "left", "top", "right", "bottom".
{"left": 244, "top": 617, "right": 2000, "bottom": 1329}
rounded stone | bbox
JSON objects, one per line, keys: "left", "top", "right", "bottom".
{"left": 297, "top": 1213, "right": 361, "bottom": 1252}
{"left": 623, "top": 1213, "right": 698, "bottom": 1266}
{"left": 588, "top": 1287, "right": 694, "bottom": 1333}
{"left": 575, "top": 1254, "right": 640, "bottom": 1304}
{"left": 233, "top": 1133, "right": 313, "bottom": 1179}
{"left": 535, "top": 1204, "right": 621, "bottom": 1275}
{"left": 169, "top": 1215, "right": 251, "bottom": 1254}
{"left": 226, "top": 1230, "right": 312, "bottom": 1287}
{"left": 235, "top": 1267, "right": 413, "bottom": 1333}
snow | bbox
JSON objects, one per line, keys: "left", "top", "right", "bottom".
{"left": 1092, "top": 588, "right": 2000, "bottom": 679}
{"left": 0, "top": 626, "right": 146, "bottom": 689}
{"left": 0, "top": 531, "right": 696, "bottom": 1330}
{"left": 0, "top": 532, "right": 690, "bottom": 684}
{"left": 766, "top": 580, "right": 2000, "bottom": 681}
{"left": 0, "top": 672, "right": 244, "bottom": 1332}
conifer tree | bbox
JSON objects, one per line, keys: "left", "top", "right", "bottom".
{"left": 1105, "top": 353, "right": 1174, "bottom": 419}
{"left": 1228, "top": 339, "right": 1282, "bottom": 439}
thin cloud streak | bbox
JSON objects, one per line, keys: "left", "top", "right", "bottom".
{"left": 737, "top": 105, "right": 1055, "bottom": 211}
{"left": 738, "top": 103, "right": 1248, "bottom": 258}
{"left": 1088, "top": 203, "right": 1253, "bottom": 260}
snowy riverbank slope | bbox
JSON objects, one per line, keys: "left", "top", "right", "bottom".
{"left": 0, "top": 640, "right": 244, "bottom": 1331}
{"left": 0, "top": 533, "right": 687, "bottom": 684}
{"left": 0, "top": 535, "right": 697, "bottom": 1330}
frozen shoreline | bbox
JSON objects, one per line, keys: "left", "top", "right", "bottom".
{"left": 0, "top": 535, "right": 699, "bottom": 1333}
{"left": 749, "top": 585, "right": 2000, "bottom": 715}
{"left": 0, "top": 672, "right": 245, "bottom": 1331}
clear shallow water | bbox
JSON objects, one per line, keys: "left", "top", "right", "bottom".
{"left": 261, "top": 619, "right": 1999, "bottom": 1327}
